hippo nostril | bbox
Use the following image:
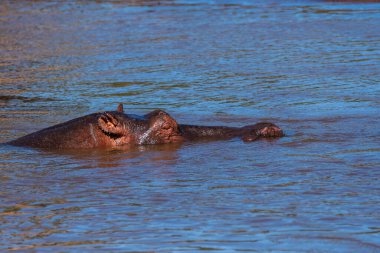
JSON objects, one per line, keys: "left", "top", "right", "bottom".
{"left": 104, "top": 113, "right": 119, "bottom": 127}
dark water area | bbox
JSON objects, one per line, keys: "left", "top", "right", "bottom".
{"left": 1, "top": 0, "right": 380, "bottom": 252}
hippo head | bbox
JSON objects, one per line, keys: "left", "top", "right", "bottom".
{"left": 97, "top": 111, "right": 137, "bottom": 146}
{"left": 139, "top": 110, "right": 184, "bottom": 144}
{"left": 241, "top": 122, "right": 284, "bottom": 142}
{"left": 97, "top": 109, "right": 184, "bottom": 146}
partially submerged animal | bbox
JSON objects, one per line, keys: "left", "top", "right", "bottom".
{"left": 8, "top": 104, "right": 284, "bottom": 149}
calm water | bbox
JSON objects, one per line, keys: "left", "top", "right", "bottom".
{"left": 1, "top": 0, "right": 380, "bottom": 252}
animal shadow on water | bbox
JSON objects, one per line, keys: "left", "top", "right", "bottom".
{"left": 7, "top": 103, "right": 285, "bottom": 150}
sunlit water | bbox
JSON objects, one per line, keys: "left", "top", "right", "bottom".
{"left": 1, "top": 0, "right": 380, "bottom": 252}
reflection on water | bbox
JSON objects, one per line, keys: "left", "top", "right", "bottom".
{"left": 1, "top": 0, "right": 380, "bottom": 251}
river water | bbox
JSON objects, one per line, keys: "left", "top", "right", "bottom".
{"left": 1, "top": 0, "right": 380, "bottom": 252}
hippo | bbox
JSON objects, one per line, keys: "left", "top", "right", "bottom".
{"left": 8, "top": 104, "right": 284, "bottom": 149}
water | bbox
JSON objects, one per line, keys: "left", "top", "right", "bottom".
{"left": 1, "top": 0, "right": 380, "bottom": 251}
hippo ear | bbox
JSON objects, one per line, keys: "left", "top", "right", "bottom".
{"left": 98, "top": 112, "right": 124, "bottom": 135}
{"left": 117, "top": 103, "right": 124, "bottom": 113}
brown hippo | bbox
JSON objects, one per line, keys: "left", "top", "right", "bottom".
{"left": 8, "top": 104, "right": 284, "bottom": 149}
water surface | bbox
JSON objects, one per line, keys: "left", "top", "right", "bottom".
{"left": 1, "top": 0, "right": 380, "bottom": 252}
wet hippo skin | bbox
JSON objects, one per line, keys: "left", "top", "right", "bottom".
{"left": 8, "top": 104, "right": 284, "bottom": 149}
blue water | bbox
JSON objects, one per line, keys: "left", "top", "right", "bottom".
{"left": 1, "top": 0, "right": 380, "bottom": 252}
